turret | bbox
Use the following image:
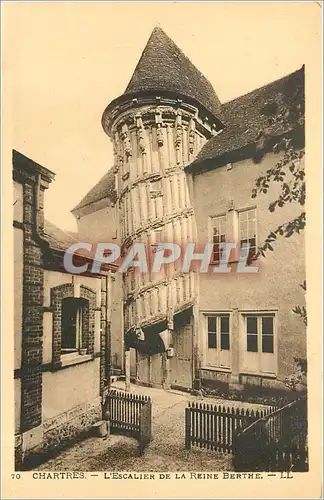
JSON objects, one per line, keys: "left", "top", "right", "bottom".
{"left": 101, "top": 27, "right": 223, "bottom": 354}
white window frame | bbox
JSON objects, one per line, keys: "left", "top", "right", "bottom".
{"left": 240, "top": 311, "right": 278, "bottom": 376}
{"left": 204, "top": 312, "right": 231, "bottom": 370}
{"left": 209, "top": 214, "right": 227, "bottom": 264}
{"left": 237, "top": 206, "right": 257, "bottom": 259}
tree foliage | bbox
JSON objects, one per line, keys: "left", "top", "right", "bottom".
{"left": 251, "top": 71, "right": 307, "bottom": 391}
{"left": 251, "top": 72, "right": 305, "bottom": 259}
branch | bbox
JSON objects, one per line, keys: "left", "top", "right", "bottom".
{"left": 252, "top": 148, "right": 305, "bottom": 210}
{"left": 292, "top": 305, "right": 307, "bottom": 326}
{"left": 254, "top": 212, "right": 305, "bottom": 258}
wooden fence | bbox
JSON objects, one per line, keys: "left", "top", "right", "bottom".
{"left": 106, "top": 390, "right": 152, "bottom": 455}
{"left": 233, "top": 396, "right": 308, "bottom": 472}
{"left": 185, "top": 402, "right": 275, "bottom": 453}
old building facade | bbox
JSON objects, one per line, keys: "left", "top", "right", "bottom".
{"left": 72, "top": 28, "right": 306, "bottom": 395}
{"left": 13, "top": 151, "right": 116, "bottom": 468}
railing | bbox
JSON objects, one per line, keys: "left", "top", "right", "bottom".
{"left": 233, "top": 396, "right": 308, "bottom": 472}
{"left": 106, "top": 390, "right": 152, "bottom": 455}
{"left": 185, "top": 402, "right": 276, "bottom": 453}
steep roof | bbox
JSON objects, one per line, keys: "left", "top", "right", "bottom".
{"left": 71, "top": 169, "right": 116, "bottom": 214}
{"left": 43, "top": 219, "right": 78, "bottom": 252}
{"left": 77, "top": 63, "right": 304, "bottom": 216}
{"left": 43, "top": 219, "right": 118, "bottom": 271}
{"left": 190, "top": 66, "right": 304, "bottom": 168}
{"left": 110, "top": 27, "right": 222, "bottom": 121}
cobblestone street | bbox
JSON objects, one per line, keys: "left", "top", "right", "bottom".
{"left": 35, "top": 383, "right": 267, "bottom": 472}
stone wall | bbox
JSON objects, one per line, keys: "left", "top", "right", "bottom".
{"left": 15, "top": 399, "right": 101, "bottom": 470}
{"left": 42, "top": 398, "right": 101, "bottom": 451}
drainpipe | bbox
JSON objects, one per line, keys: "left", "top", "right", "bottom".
{"left": 33, "top": 173, "right": 51, "bottom": 250}
{"left": 105, "top": 274, "right": 111, "bottom": 392}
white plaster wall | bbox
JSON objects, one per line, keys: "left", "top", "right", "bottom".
{"left": 95, "top": 310, "right": 101, "bottom": 353}
{"left": 192, "top": 153, "right": 306, "bottom": 381}
{"left": 43, "top": 312, "right": 53, "bottom": 364}
{"left": 110, "top": 273, "right": 124, "bottom": 370}
{"left": 43, "top": 271, "right": 72, "bottom": 307}
{"left": 42, "top": 359, "right": 100, "bottom": 421}
{"left": 77, "top": 204, "right": 119, "bottom": 244}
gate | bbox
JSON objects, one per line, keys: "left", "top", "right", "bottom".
{"left": 233, "top": 396, "right": 308, "bottom": 471}
{"left": 106, "top": 390, "right": 152, "bottom": 455}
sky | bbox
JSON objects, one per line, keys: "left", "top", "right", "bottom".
{"left": 4, "top": 2, "right": 320, "bottom": 231}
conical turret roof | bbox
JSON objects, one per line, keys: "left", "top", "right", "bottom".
{"left": 111, "top": 27, "right": 222, "bottom": 121}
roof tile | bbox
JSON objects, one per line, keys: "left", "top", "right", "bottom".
{"left": 118, "top": 27, "right": 222, "bottom": 120}
{"left": 43, "top": 219, "right": 78, "bottom": 252}
{"left": 193, "top": 66, "right": 304, "bottom": 166}
{"left": 72, "top": 169, "right": 116, "bottom": 213}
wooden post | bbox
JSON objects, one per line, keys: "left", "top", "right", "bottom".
{"left": 125, "top": 349, "right": 131, "bottom": 392}
{"left": 161, "top": 351, "right": 169, "bottom": 389}
{"left": 192, "top": 303, "right": 201, "bottom": 389}
{"left": 105, "top": 274, "right": 112, "bottom": 392}
{"left": 185, "top": 407, "right": 191, "bottom": 449}
{"left": 139, "top": 399, "right": 152, "bottom": 455}
{"left": 148, "top": 355, "right": 152, "bottom": 386}
{"left": 259, "top": 418, "right": 267, "bottom": 471}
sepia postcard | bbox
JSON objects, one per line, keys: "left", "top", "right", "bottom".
{"left": 1, "top": 1, "right": 323, "bottom": 498}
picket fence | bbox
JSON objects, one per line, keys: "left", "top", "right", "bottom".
{"left": 106, "top": 390, "right": 152, "bottom": 455}
{"left": 233, "top": 396, "right": 308, "bottom": 472}
{"left": 185, "top": 402, "right": 276, "bottom": 453}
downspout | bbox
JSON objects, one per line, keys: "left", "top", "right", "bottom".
{"left": 105, "top": 274, "right": 111, "bottom": 392}
{"left": 33, "top": 173, "right": 51, "bottom": 251}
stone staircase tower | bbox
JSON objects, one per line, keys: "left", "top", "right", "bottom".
{"left": 102, "top": 27, "right": 223, "bottom": 384}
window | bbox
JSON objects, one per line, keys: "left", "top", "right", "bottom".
{"left": 245, "top": 315, "right": 274, "bottom": 354}
{"left": 241, "top": 313, "right": 276, "bottom": 375}
{"left": 51, "top": 283, "right": 96, "bottom": 367}
{"left": 207, "top": 316, "right": 217, "bottom": 348}
{"left": 239, "top": 208, "right": 256, "bottom": 260}
{"left": 61, "top": 298, "right": 87, "bottom": 354}
{"left": 207, "top": 315, "right": 230, "bottom": 351}
{"left": 211, "top": 215, "right": 226, "bottom": 262}
{"left": 220, "top": 316, "right": 230, "bottom": 350}
{"left": 246, "top": 316, "right": 258, "bottom": 352}
{"left": 206, "top": 314, "right": 231, "bottom": 369}
{"left": 262, "top": 317, "right": 274, "bottom": 353}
